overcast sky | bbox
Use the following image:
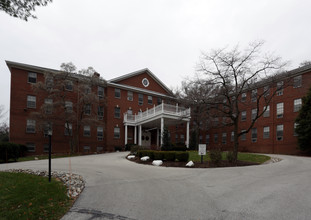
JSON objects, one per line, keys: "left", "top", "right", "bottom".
{"left": 1, "top": 0, "right": 311, "bottom": 122}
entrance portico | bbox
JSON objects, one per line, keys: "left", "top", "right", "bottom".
{"left": 124, "top": 102, "right": 191, "bottom": 148}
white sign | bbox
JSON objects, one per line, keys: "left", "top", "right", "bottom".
{"left": 198, "top": 144, "right": 206, "bottom": 155}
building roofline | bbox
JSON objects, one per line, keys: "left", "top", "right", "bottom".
{"left": 107, "top": 82, "right": 176, "bottom": 100}
{"left": 108, "top": 68, "right": 173, "bottom": 95}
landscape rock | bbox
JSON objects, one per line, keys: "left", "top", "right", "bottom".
{"left": 152, "top": 160, "right": 163, "bottom": 166}
{"left": 141, "top": 156, "right": 150, "bottom": 161}
{"left": 186, "top": 161, "right": 194, "bottom": 167}
{"left": 127, "top": 155, "right": 135, "bottom": 159}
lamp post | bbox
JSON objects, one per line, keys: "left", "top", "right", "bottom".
{"left": 48, "top": 128, "right": 52, "bottom": 182}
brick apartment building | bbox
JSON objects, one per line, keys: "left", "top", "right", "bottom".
{"left": 6, "top": 60, "right": 311, "bottom": 155}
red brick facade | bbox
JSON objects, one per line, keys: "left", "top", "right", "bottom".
{"left": 7, "top": 61, "right": 311, "bottom": 155}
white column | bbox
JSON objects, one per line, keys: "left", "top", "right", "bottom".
{"left": 176, "top": 103, "right": 178, "bottom": 113}
{"left": 160, "top": 117, "right": 164, "bottom": 146}
{"left": 125, "top": 125, "right": 128, "bottom": 145}
{"left": 134, "top": 126, "right": 137, "bottom": 145}
{"left": 156, "top": 128, "right": 159, "bottom": 146}
{"left": 138, "top": 125, "right": 142, "bottom": 146}
{"left": 186, "top": 121, "right": 190, "bottom": 148}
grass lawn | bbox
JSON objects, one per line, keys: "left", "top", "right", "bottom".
{"left": 0, "top": 172, "right": 73, "bottom": 220}
{"left": 188, "top": 151, "right": 270, "bottom": 164}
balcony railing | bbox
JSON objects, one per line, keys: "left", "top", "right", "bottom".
{"left": 124, "top": 103, "right": 191, "bottom": 124}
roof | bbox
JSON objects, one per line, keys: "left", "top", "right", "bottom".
{"left": 108, "top": 68, "right": 173, "bottom": 95}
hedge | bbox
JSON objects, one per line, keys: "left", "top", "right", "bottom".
{"left": 137, "top": 150, "right": 189, "bottom": 162}
{"left": 0, "top": 142, "right": 27, "bottom": 162}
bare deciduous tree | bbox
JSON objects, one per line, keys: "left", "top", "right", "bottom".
{"left": 31, "top": 63, "right": 106, "bottom": 154}
{"left": 182, "top": 41, "right": 289, "bottom": 163}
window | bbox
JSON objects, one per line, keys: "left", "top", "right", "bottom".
{"left": 44, "top": 144, "right": 49, "bottom": 153}
{"left": 43, "top": 122, "right": 52, "bottom": 137}
{"left": 84, "top": 125, "right": 91, "bottom": 137}
{"left": 64, "top": 123, "right": 72, "bottom": 136}
{"left": 276, "top": 124, "right": 284, "bottom": 141}
{"left": 114, "top": 107, "right": 120, "bottom": 118}
{"left": 138, "top": 94, "right": 143, "bottom": 105}
{"left": 148, "top": 96, "right": 153, "bottom": 105}
{"left": 98, "top": 86, "right": 104, "bottom": 98}
{"left": 114, "top": 127, "right": 120, "bottom": 139}
{"left": 28, "top": 72, "right": 37, "bottom": 83}
{"left": 214, "top": 134, "right": 218, "bottom": 144}
{"left": 84, "top": 85, "right": 91, "bottom": 94}
{"left": 277, "top": 81, "right": 284, "bottom": 96}
{"left": 294, "top": 98, "right": 302, "bottom": 112}
{"left": 84, "top": 104, "right": 91, "bottom": 115}
{"left": 276, "top": 103, "right": 284, "bottom": 118}
{"left": 199, "top": 135, "right": 203, "bottom": 144}
{"left": 157, "top": 97, "right": 162, "bottom": 105}
{"left": 264, "top": 85, "right": 270, "bottom": 97}
{"left": 206, "top": 134, "right": 210, "bottom": 145}
{"left": 294, "top": 123, "right": 298, "bottom": 136}
{"left": 251, "top": 89, "right": 257, "bottom": 102}
{"left": 180, "top": 134, "right": 185, "bottom": 143}
{"left": 65, "top": 101, "right": 73, "bottom": 113}
{"left": 26, "top": 119, "right": 36, "bottom": 133}
{"left": 175, "top": 134, "right": 179, "bottom": 142}
{"left": 45, "top": 76, "right": 53, "bottom": 89}
{"left": 263, "top": 105, "right": 270, "bottom": 117}
{"left": 98, "top": 106, "right": 104, "bottom": 120}
{"left": 97, "top": 146, "right": 104, "bottom": 153}
{"left": 222, "top": 133, "right": 227, "bottom": 144}
{"left": 263, "top": 126, "right": 270, "bottom": 139}
{"left": 241, "top": 93, "right": 246, "bottom": 102}
{"left": 127, "top": 91, "right": 133, "bottom": 101}
{"left": 293, "top": 75, "right": 302, "bottom": 88}
{"left": 83, "top": 146, "right": 90, "bottom": 152}
{"left": 65, "top": 81, "right": 73, "bottom": 91}
{"left": 241, "top": 130, "right": 246, "bottom": 140}
{"left": 127, "top": 109, "right": 133, "bottom": 115}
{"left": 231, "top": 131, "right": 234, "bottom": 142}
{"left": 213, "top": 118, "right": 219, "bottom": 126}
{"left": 115, "top": 88, "right": 121, "bottom": 98}
{"left": 251, "top": 108, "right": 257, "bottom": 120}
{"left": 44, "top": 98, "right": 53, "bottom": 114}
{"left": 241, "top": 111, "right": 246, "bottom": 121}
{"left": 26, "top": 143, "right": 35, "bottom": 152}
{"left": 251, "top": 128, "right": 257, "bottom": 142}
{"left": 27, "top": 95, "right": 36, "bottom": 108}
{"left": 97, "top": 127, "right": 103, "bottom": 141}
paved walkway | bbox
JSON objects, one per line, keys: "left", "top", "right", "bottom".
{"left": 1, "top": 152, "right": 311, "bottom": 220}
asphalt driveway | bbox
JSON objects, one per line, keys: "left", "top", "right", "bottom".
{"left": 1, "top": 152, "right": 311, "bottom": 220}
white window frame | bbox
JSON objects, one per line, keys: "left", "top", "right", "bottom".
{"left": 263, "top": 126, "right": 270, "bottom": 139}
{"left": 114, "top": 127, "right": 120, "bottom": 139}
{"left": 263, "top": 105, "right": 270, "bottom": 117}
{"left": 65, "top": 101, "right": 73, "bottom": 113}
{"left": 294, "top": 98, "right": 302, "bottom": 112}
{"left": 28, "top": 72, "right": 37, "bottom": 83}
{"left": 277, "top": 81, "right": 284, "bottom": 96}
{"left": 293, "top": 75, "right": 302, "bottom": 88}
{"left": 127, "top": 91, "right": 133, "bottom": 101}
{"left": 64, "top": 123, "right": 72, "bottom": 136}
{"left": 98, "top": 86, "right": 104, "bottom": 98}
{"left": 26, "top": 119, "right": 36, "bottom": 133}
{"left": 97, "top": 126, "right": 103, "bottom": 141}
{"left": 222, "top": 132, "right": 227, "bottom": 144}
{"left": 251, "top": 128, "right": 257, "bottom": 142}
{"left": 26, "top": 143, "right": 35, "bottom": 152}
{"left": 83, "top": 125, "right": 91, "bottom": 137}
{"left": 115, "top": 88, "right": 121, "bottom": 98}
{"left": 241, "top": 111, "right": 247, "bottom": 121}
{"left": 276, "top": 103, "right": 284, "bottom": 118}
{"left": 148, "top": 95, "right": 153, "bottom": 105}
{"left": 276, "top": 124, "right": 284, "bottom": 141}
{"left": 27, "top": 95, "right": 36, "bottom": 108}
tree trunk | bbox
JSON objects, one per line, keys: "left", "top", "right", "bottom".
{"left": 233, "top": 121, "right": 239, "bottom": 165}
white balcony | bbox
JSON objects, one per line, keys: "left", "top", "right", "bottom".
{"left": 124, "top": 103, "right": 191, "bottom": 126}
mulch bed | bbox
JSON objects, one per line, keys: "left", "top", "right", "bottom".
{"left": 127, "top": 156, "right": 259, "bottom": 168}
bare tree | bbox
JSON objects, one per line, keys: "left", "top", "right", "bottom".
{"left": 187, "top": 41, "right": 288, "bottom": 162}
{"left": 31, "top": 63, "right": 106, "bottom": 154}
{"left": 0, "top": 0, "right": 52, "bottom": 21}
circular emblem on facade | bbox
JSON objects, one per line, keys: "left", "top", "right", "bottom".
{"left": 142, "top": 78, "right": 149, "bottom": 87}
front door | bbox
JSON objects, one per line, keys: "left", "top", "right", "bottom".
{"left": 141, "top": 131, "right": 151, "bottom": 147}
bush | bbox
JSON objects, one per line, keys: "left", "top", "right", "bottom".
{"left": 175, "top": 152, "right": 189, "bottom": 162}
{"left": 210, "top": 148, "right": 222, "bottom": 165}
{"left": 153, "top": 151, "right": 164, "bottom": 160}
{"left": 226, "top": 151, "right": 235, "bottom": 163}
{"left": 164, "top": 151, "right": 175, "bottom": 161}
{"left": 172, "top": 145, "right": 187, "bottom": 151}
{"left": 114, "top": 146, "right": 123, "bottom": 151}
{"left": 137, "top": 150, "right": 154, "bottom": 160}
{"left": 161, "top": 145, "right": 172, "bottom": 151}
{"left": 0, "top": 142, "right": 26, "bottom": 162}
{"left": 130, "top": 145, "right": 148, "bottom": 154}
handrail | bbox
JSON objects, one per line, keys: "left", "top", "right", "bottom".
{"left": 124, "top": 103, "right": 190, "bottom": 124}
